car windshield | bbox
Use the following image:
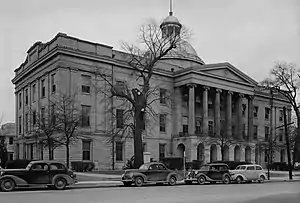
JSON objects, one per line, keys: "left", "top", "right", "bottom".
{"left": 199, "top": 165, "right": 210, "bottom": 171}
{"left": 236, "top": 165, "right": 246, "bottom": 170}
{"left": 139, "top": 164, "right": 149, "bottom": 170}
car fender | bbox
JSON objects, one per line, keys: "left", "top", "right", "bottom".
{"left": 232, "top": 173, "right": 247, "bottom": 181}
{"left": 167, "top": 172, "right": 181, "bottom": 181}
{"left": 132, "top": 172, "right": 148, "bottom": 181}
{"left": 222, "top": 173, "right": 232, "bottom": 180}
{"left": 258, "top": 172, "right": 268, "bottom": 179}
{"left": 195, "top": 173, "right": 210, "bottom": 180}
{"left": 51, "top": 174, "right": 75, "bottom": 185}
{"left": 0, "top": 175, "right": 28, "bottom": 186}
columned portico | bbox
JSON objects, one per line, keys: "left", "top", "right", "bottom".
{"left": 248, "top": 96, "right": 254, "bottom": 141}
{"left": 188, "top": 84, "right": 196, "bottom": 134}
{"left": 226, "top": 91, "right": 233, "bottom": 138}
{"left": 202, "top": 86, "right": 209, "bottom": 135}
{"left": 214, "top": 88, "right": 221, "bottom": 136}
{"left": 238, "top": 93, "right": 244, "bottom": 140}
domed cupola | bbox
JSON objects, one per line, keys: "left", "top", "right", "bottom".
{"left": 160, "top": 0, "right": 182, "bottom": 38}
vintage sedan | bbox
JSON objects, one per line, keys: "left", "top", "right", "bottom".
{"left": 185, "top": 163, "right": 231, "bottom": 185}
{"left": 230, "top": 164, "right": 267, "bottom": 184}
{"left": 0, "top": 160, "right": 77, "bottom": 192}
{"left": 121, "top": 162, "right": 181, "bottom": 187}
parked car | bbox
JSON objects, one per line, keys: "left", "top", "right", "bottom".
{"left": 184, "top": 163, "right": 231, "bottom": 185}
{"left": 230, "top": 164, "right": 267, "bottom": 184}
{"left": 0, "top": 160, "right": 77, "bottom": 192}
{"left": 121, "top": 162, "right": 181, "bottom": 187}
{"left": 210, "top": 161, "right": 252, "bottom": 170}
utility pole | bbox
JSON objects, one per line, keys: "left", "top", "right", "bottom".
{"left": 283, "top": 106, "right": 293, "bottom": 180}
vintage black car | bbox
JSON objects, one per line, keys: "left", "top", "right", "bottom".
{"left": 184, "top": 163, "right": 231, "bottom": 185}
{"left": 121, "top": 162, "right": 182, "bottom": 187}
{"left": 0, "top": 160, "right": 77, "bottom": 192}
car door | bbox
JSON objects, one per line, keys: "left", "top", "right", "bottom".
{"left": 245, "top": 166, "right": 256, "bottom": 180}
{"left": 208, "top": 165, "right": 222, "bottom": 180}
{"left": 144, "top": 164, "right": 160, "bottom": 182}
{"left": 157, "top": 164, "right": 169, "bottom": 181}
{"left": 26, "top": 163, "right": 50, "bottom": 184}
{"left": 255, "top": 165, "right": 263, "bottom": 179}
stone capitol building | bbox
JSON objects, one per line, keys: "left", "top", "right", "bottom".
{"left": 12, "top": 7, "right": 292, "bottom": 170}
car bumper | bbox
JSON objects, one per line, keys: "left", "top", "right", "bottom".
{"left": 184, "top": 177, "right": 197, "bottom": 182}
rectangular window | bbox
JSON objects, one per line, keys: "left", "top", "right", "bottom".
{"left": 253, "top": 106, "right": 258, "bottom": 118}
{"left": 159, "top": 114, "right": 167, "bottom": 132}
{"left": 208, "top": 121, "right": 214, "bottom": 135}
{"left": 279, "top": 128, "right": 284, "bottom": 141}
{"left": 18, "top": 116, "right": 22, "bottom": 134}
{"left": 160, "top": 88, "right": 167, "bottom": 104}
{"left": 19, "top": 93, "right": 22, "bottom": 109}
{"left": 253, "top": 125, "right": 258, "bottom": 140}
{"left": 41, "top": 79, "right": 45, "bottom": 98}
{"left": 9, "top": 137, "right": 13, "bottom": 145}
{"left": 265, "top": 126, "right": 270, "bottom": 141}
{"left": 81, "top": 75, "right": 91, "bottom": 94}
{"left": 81, "top": 105, "right": 91, "bottom": 127}
{"left": 195, "top": 119, "right": 202, "bottom": 133}
{"left": 116, "top": 109, "right": 124, "bottom": 128}
{"left": 159, "top": 144, "right": 166, "bottom": 159}
{"left": 82, "top": 140, "right": 91, "bottom": 160}
{"left": 32, "top": 84, "right": 36, "bottom": 102}
{"left": 25, "top": 89, "right": 28, "bottom": 105}
{"left": 279, "top": 110, "right": 283, "bottom": 122}
{"left": 142, "top": 143, "right": 146, "bottom": 152}
{"left": 32, "top": 111, "right": 37, "bottom": 125}
{"left": 116, "top": 142, "right": 123, "bottom": 161}
{"left": 265, "top": 107, "right": 270, "bottom": 120}
{"left": 242, "top": 104, "right": 247, "bottom": 116}
{"left": 41, "top": 108, "right": 45, "bottom": 125}
{"left": 25, "top": 113, "right": 28, "bottom": 133}
{"left": 51, "top": 73, "right": 56, "bottom": 93}
{"left": 182, "top": 116, "right": 188, "bottom": 133}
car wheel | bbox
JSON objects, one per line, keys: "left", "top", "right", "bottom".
{"left": 134, "top": 177, "right": 144, "bottom": 187}
{"left": 168, "top": 176, "right": 177, "bottom": 186}
{"left": 0, "top": 179, "right": 16, "bottom": 192}
{"left": 236, "top": 176, "right": 243, "bottom": 184}
{"left": 54, "top": 178, "right": 67, "bottom": 190}
{"left": 223, "top": 175, "right": 230, "bottom": 184}
{"left": 123, "top": 182, "right": 132, "bottom": 187}
{"left": 184, "top": 180, "right": 193, "bottom": 185}
{"left": 258, "top": 175, "right": 265, "bottom": 183}
{"left": 197, "top": 176, "right": 206, "bottom": 185}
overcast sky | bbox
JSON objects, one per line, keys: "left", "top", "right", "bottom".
{"left": 0, "top": 0, "right": 299, "bottom": 123}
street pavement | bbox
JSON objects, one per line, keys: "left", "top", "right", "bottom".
{"left": 1, "top": 181, "right": 299, "bottom": 203}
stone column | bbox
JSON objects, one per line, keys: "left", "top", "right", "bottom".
{"left": 238, "top": 94, "right": 244, "bottom": 140}
{"left": 248, "top": 95, "right": 254, "bottom": 141}
{"left": 188, "top": 84, "right": 196, "bottom": 135}
{"left": 174, "top": 87, "right": 182, "bottom": 134}
{"left": 226, "top": 91, "right": 233, "bottom": 138}
{"left": 202, "top": 86, "right": 210, "bottom": 136}
{"left": 214, "top": 88, "right": 222, "bottom": 137}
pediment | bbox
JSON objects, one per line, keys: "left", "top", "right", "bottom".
{"left": 199, "top": 63, "right": 258, "bottom": 86}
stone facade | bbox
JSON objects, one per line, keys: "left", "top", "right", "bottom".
{"left": 12, "top": 12, "right": 292, "bottom": 170}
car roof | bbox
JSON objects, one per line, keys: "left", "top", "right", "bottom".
{"left": 29, "top": 160, "right": 66, "bottom": 165}
{"left": 237, "top": 164, "right": 262, "bottom": 167}
{"left": 206, "top": 163, "right": 229, "bottom": 166}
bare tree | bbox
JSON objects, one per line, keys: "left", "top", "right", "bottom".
{"left": 0, "top": 116, "right": 8, "bottom": 168}
{"left": 54, "top": 92, "right": 84, "bottom": 168}
{"left": 261, "top": 61, "right": 300, "bottom": 165}
{"left": 28, "top": 104, "right": 61, "bottom": 160}
{"left": 95, "top": 20, "right": 191, "bottom": 168}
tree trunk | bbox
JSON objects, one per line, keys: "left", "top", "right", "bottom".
{"left": 134, "top": 109, "right": 144, "bottom": 169}
{"left": 221, "top": 147, "right": 224, "bottom": 162}
{"left": 47, "top": 138, "right": 53, "bottom": 160}
{"left": 66, "top": 142, "right": 70, "bottom": 168}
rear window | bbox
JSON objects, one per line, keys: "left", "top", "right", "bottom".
{"left": 255, "top": 166, "right": 262, "bottom": 170}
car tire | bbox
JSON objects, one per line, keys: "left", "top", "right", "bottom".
{"left": 223, "top": 175, "right": 230, "bottom": 184}
{"left": 134, "top": 177, "right": 144, "bottom": 187}
{"left": 54, "top": 178, "right": 67, "bottom": 190}
{"left": 123, "top": 182, "right": 132, "bottom": 187}
{"left": 168, "top": 176, "right": 177, "bottom": 186}
{"left": 0, "top": 178, "right": 16, "bottom": 192}
{"left": 236, "top": 176, "right": 243, "bottom": 184}
{"left": 197, "top": 176, "right": 206, "bottom": 185}
{"left": 258, "top": 175, "right": 265, "bottom": 183}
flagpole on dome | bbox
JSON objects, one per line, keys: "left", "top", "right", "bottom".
{"left": 169, "top": 0, "right": 173, "bottom": 16}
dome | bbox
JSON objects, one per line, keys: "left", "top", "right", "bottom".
{"left": 161, "top": 15, "right": 180, "bottom": 25}
{"left": 163, "top": 39, "right": 205, "bottom": 65}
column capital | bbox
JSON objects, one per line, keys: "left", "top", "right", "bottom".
{"left": 238, "top": 93, "right": 244, "bottom": 98}
{"left": 247, "top": 95, "right": 255, "bottom": 100}
{"left": 227, "top": 90, "right": 233, "bottom": 95}
{"left": 187, "top": 83, "right": 197, "bottom": 89}
{"left": 216, "top": 88, "right": 222, "bottom": 93}
{"left": 203, "top": 85, "right": 210, "bottom": 90}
